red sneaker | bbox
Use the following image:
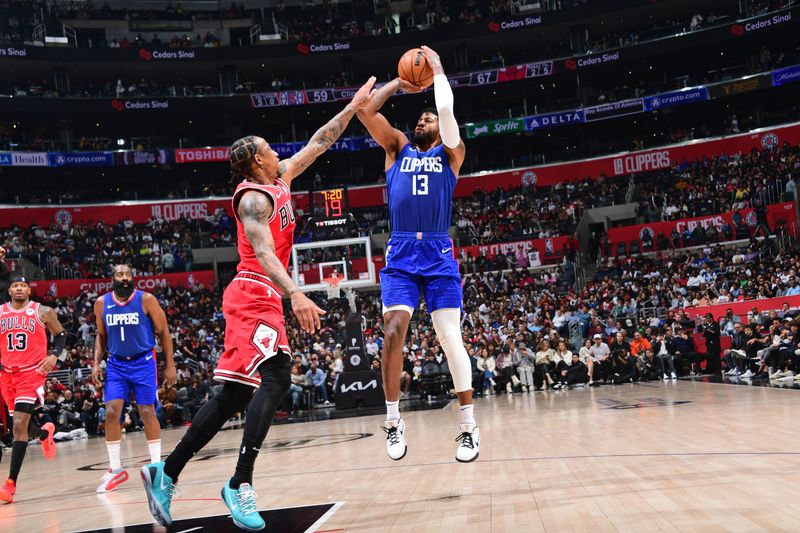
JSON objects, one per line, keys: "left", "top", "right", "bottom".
{"left": 0, "top": 478, "right": 15, "bottom": 504}
{"left": 96, "top": 468, "right": 129, "bottom": 493}
{"left": 40, "top": 422, "right": 57, "bottom": 460}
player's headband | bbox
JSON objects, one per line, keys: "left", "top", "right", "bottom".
{"left": 9, "top": 275, "right": 28, "bottom": 285}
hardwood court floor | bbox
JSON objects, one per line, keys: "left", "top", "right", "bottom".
{"left": 2, "top": 380, "right": 800, "bottom": 532}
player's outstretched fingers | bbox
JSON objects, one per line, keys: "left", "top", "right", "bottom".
{"left": 312, "top": 304, "right": 325, "bottom": 331}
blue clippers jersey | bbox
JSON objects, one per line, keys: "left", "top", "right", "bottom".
{"left": 386, "top": 143, "right": 457, "bottom": 233}
{"left": 102, "top": 290, "right": 156, "bottom": 357}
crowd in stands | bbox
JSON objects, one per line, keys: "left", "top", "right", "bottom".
{"left": 634, "top": 142, "right": 799, "bottom": 224}
{"left": 0, "top": 214, "right": 231, "bottom": 279}
{"left": 11, "top": 227, "right": 800, "bottom": 444}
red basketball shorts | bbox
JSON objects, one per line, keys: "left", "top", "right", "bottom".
{"left": 214, "top": 273, "right": 291, "bottom": 388}
{"left": 0, "top": 365, "right": 46, "bottom": 415}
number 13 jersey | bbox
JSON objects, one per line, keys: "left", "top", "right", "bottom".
{"left": 0, "top": 301, "right": 48, "bottom": 368}
{"left": 386, "top": 143, "right": 456, "bottom": 234}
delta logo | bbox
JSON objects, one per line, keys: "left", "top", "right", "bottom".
{"left": 139, "top": 48, "right": 153, "bottom": 61}
{"left": 297, "top": 43, "right": 310, "bottom": 55}
{"left": 564, "top": 59, "right": 577, "bottom": 71}
{"left": 730, "top": 24, "right": 745, "bottom": 36}
{"left": 111, "top": 99, "right": 124, "bottom": 112}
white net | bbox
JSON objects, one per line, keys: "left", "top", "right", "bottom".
{"left": 322, "top": 277, "right": 342, "bottom": 299}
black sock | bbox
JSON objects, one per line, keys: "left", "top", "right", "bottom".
{"left": 9, "top": 441, "right": 28, "bottom": 482}
{"left": 163, "top": 382, "right": 253, "bottom": 482}
{"left": 230, "top": 355, "right": 291, "bottom": 489}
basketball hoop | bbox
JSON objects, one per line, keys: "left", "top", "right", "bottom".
{"left": 322, "top": 276, "right": 342, "bottom": 299}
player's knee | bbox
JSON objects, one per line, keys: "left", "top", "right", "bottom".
{"left": 12, "top": 416, "right": 28, "bottom": 436}
{"left": 384, "top": 316, "right": 406, "bottom": 344}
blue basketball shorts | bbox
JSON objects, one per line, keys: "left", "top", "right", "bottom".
{"left": 104, "top": 350, "right": 158, "bottom": 405}
{"left": 380, "top": 232, "right": 463, "bottom": 313}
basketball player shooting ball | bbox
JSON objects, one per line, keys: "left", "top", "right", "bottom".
{"left": 141, "top": 76, "right": 376, "bottom": 531}
{"left": 357, "top": 46, "right": 480, "bottom": 462}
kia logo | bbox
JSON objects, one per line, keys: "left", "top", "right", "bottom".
{"left": 297, "top": 43, "right": 310, "bottom": 55}
{"left": 139, "top": 48, "right": 153, "bottom": 60}
{"left": 730, "top": 24, "right": 744, "bottom": 36}
{"left": 111, "top": 99, "right": 124, "bottom": 112}
{"left": 488, "top": 22, "right": 500, "bottom": 32}
{"left": 564, "top": 59, "right": 577, "bottom": 71}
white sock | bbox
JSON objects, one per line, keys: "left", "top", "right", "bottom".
{"left": 148, "top": 439, "right": 162, "bottom": 463}
{"left": 386, "top": 400, "right": 400, "bottom": 421}
{"left": 106, "top": 440, "right": 122, "bottom": 471}
{"left": 460, "top": 404, "right": 476, "bottom": 426}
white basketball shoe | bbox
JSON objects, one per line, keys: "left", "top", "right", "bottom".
{"left": 455, "top": 423, "right": 480, "bottom": 463}
{"left": 383, "top": 418, "right": 407, "bottom": 460}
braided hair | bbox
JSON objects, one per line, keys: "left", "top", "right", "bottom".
{"left": 229, "top": 135, "right": 260, "bottom": 186}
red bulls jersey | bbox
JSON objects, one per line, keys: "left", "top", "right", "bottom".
{"left": 232, "top": 178, "right": 296, "bottom": 289}
{"left": 0, "top": 301, "right": 48, "bottom": 367}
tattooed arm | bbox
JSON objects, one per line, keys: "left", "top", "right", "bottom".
{"left": 277, "top": 76, "right": 376, "bottom": 185}
{"left": 238, "top": 190, "right": 325, "bottom": 333}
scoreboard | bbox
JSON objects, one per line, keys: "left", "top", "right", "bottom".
{"left": 310, "top": 187, "right": 348, "bottom": 228}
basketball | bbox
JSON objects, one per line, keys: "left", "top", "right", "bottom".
{"left": 398, "top": 48, "right": 434, "bottom": 89}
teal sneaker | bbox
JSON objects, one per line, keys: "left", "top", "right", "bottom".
{"left": 221, "top": 479, "right": 265, "bottom": 531}
{"left": 140, "top": 462, "right": 176, "bottom": 526}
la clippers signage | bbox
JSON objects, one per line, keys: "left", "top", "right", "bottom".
{"left": 456, "top": 236, "right": 577, "bottom": 263}
{"left": 685, "top": 295, "right": 800, "bottom": 321}
{"left": 0, "top": 198, "right": 233, "bottom": 227}
{"left": 174, "top": 147, "right": 228, "bottom": 163}
{"left": 29, "top": 271, "right": 216, "bottom": 298}
{"left": 607, "top": 202, "right": 797, "bottom": 248}
{"left": 5, "top": 124, "right": 800, "bottom": 227}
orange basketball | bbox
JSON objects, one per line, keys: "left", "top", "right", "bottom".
{"left": 398, "top": 48, "right": 434, "bottom": 89}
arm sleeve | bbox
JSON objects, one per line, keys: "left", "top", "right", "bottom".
{"left": 433, "top": 74, "right": 460, "bottom": 149}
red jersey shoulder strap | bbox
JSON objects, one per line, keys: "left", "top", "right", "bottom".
{"left": 232, "top": 182, "right": 279, "bottom": 224}
{"left": 33, "top": 302, "right": 45, "bottom": 327}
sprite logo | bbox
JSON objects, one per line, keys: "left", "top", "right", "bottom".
{"left": 493, "top": 120, "right": 522, "bottom": 133}
{"left": 468, "top": 118, "right": 524, "bottom": 138}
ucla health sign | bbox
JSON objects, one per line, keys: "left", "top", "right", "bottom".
{"left": 643, "top": 87, "right": 709, "bottom": 111}
{"left": 0, "top": 152, "right": 10, "bottom": 166}
{"left": 526, "top": 110, "right": 585, "bottom": 130}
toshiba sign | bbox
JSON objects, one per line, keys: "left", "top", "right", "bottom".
{"left": 174, "top": 147, "right": 229, "bottom": 164}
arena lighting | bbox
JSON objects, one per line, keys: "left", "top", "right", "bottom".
{"left": 116, "top": 138, "right": 125, "bottom": 146}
